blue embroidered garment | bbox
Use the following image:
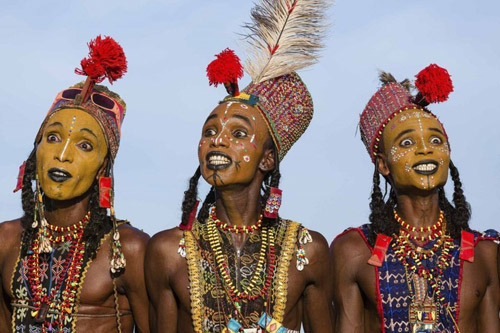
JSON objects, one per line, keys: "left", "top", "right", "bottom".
{"left": 356, "top": 225, "right": 499, "bottom": 332}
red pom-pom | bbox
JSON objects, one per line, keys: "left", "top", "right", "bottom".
{"left": 415, "top": 64, "right": 453, "bottom": 103}
{"left": 75, "top": 35, "right": 127, "bottom": 84}
{"left": 206, "top": 48, "right": 243, "bottom": 87}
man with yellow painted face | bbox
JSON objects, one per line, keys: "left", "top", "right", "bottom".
{"left": 0, "top": 36, "right": 150, "bottom": 332}
{"left": 145, "top": 1, "right": 333, "bottom": 331}
{"left": 330, "top": 66, "right": 500, "bottom": 332}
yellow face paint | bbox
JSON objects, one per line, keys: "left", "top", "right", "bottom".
{"left": 36, "top": 108, "right": 108, "bottom": 200}
{"left": 382, "top": 109, "right": 450, "bottom": 192}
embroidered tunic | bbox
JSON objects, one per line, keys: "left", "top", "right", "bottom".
{"left": 11, "top": 239, "right": 93, "bottom": 333}
{"left": 352, "top": 224, "right": 499, "bottom": 332}
{"left": 184, "top": 218, "right": 303, "bottom": 332}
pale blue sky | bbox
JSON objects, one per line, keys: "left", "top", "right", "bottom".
{"left": 1, "top": 0, "right": 499, "bottom": 243}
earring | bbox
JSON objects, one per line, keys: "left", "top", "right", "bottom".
{"left": 264, "top": 187, "right": 282, "bottom": 218}
{"left": 35, "top": 175, "right": 52, "bottom": 253}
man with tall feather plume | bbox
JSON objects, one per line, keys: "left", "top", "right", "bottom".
{"left": 145, "top": 0, "right": 334, "bottom": 332}
{"left": 0, "top": 36, "right": 150, "bottom": 332}
{"left": 330, "top": 65, "right": 500, "bottom": 332}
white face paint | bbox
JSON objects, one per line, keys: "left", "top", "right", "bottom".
{"left": 58, "top": 115, "right": 77, "bottom": 161}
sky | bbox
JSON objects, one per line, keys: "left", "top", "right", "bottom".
{"left": 0, "top": 0, "right": 499, "bottom": 244}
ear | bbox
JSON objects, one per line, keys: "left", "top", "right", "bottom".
{"left": 259, "top": 148, "right": 275, "bottom": 173}
{"left": 377, "top": 153, "right": 390, "bottom": 177}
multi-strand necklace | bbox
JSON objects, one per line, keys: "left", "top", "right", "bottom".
{"left": 392, "top": 210, "right": 454, "bottom": 331}
{"left": 27, "top": 214, "right": 88, "bottom": 332}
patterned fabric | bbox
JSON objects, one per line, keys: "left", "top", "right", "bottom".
{"left": 359, "top": 82, "right": 444, "bottom": 162}
{"left": 227, "top": 72, "right": 313, "bottom": 161}
{"left": 184, "top": 219, "right": 301, "bottom": 332}
{"left": 35, "top": 85, "right": 126, "bottom": 160}
{"left": 352, "top": 224, "right": 499, "bottom": 332}
{"left": 11, "top": 240, "right": 93, "bottom": 332}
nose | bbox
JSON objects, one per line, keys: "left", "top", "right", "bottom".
{"left": 55, "top": 140, "right": 74, "bottom": 162}
{"left": 211, "top": 129, "right": 230, "bottom": 148}
{"left": 415, "top": 139, "right": 432, "bottom": 156}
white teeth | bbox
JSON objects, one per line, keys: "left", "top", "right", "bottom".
{"left": 413, "top": 163, "right": 437, "bottom": 172}
{"left": 53, "top": 171, "right": 66, "bottom": 176}
{"left": 208, "top": 155, "right": 230, "bottom": 165}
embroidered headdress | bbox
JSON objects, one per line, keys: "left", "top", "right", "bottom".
{"left": 206, "top": 0, "right": 330, "bottom": 161}
{"left": 359, "top": 64, "right": 454, "bottom": 162}
{"left": 29, "top": 35, "right": 128, "bottom": 273}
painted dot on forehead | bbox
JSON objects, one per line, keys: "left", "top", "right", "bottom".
{"left": 240, "top": 104, "right": 248, "bottom": 109}
{"left": 68, "top": 116, "right": 77, "bottom": 137}
{"left": 243, "top": 155, "right": 250, "bottom": 162}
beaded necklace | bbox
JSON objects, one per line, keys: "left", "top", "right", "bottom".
{"left": 394, "top": 209, "right": 444, "bottom": 242}
{"left": 393, "top": 232, "right": 453, "bottom": 303}
{"left": 210, "top": 206, "right": 263, "bottom": 234}
{"left": 206, "top": 213, "right": 276, "bottom": 308}
{"left": 27, "top": 217, "right": 87, "bottom": 332}
{"left": 45, "top": 212, "right": 90, "bottom": 244}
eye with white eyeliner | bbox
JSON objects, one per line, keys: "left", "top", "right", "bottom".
{"left": 430, "top": 136, "right": 442, "bottom": 145}
{"left": 47, "top": 133, "right": 61, "bottom": 143}
{"left": 77, "top": 141, "right": 94, "bottom": 152}
{"left": 233, "top": 129, "right": 248, "bottom": 139}
{"left": 204, "top": 128, "right": 217, "bottom": 137}
{"left": 400, "top": 138, "right": 414, "bottom": 148}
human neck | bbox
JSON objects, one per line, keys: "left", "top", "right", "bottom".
{"left": 395, "top": 190, "right": 441, "bottom": 229}
{"left": 214, "top": 180, "right": 263, "bottom": 227}
{"left": 43, "top": 193, "right": 91, "bottom": 227}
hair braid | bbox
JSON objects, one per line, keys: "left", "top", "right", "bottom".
{"left": 180, "top": 167, "right": 201, "bottom": 226}
{"left": 20, "top": 148, "right": 37, "bottom": 256}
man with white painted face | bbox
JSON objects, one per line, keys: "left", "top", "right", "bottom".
{"left": 0, "top": 36, "right": 149, "bottom": 332}
{"left": 145, "top": 0, "right": 333, "bottom": 331}
{"left": 330, "top": 66, "right": 500, "bottom": 332}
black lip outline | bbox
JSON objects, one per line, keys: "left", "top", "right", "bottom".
{"left": 206, "top": 151, "right": 233, "bottom": 170}
{"left": 412, "top": 160, "right": 438, "bottom": 175}
{"left": 48, "top": 168, "right": 73, "bottom": 182}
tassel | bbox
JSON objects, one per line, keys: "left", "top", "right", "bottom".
{"left": 13, "top": 161, "right": 26, "bottom": 193}
{"left": 264, "top": 187, "right": 282, "bottom": 218}
{"left": 367, "top": 234, "right": 392, "bottom": 267}
{"left": 99, "top": 177, "right": 112, "bottom": 208}
{"left": 459, "top": 230, "right": 475, "bottom": 262}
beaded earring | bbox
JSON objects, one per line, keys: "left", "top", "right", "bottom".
{"left": 264, "top": 187, "right": 282, "bottom": 218}
{"left": 34, "top": 175, "right": 52, "bottom": 253}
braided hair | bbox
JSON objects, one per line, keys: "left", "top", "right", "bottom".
{"left": 20, "top": 148, "right": 112, "bottom": 259}
{"left": 180, "top": 137, "right": 280, "bottom": 227}
{"left": 368, "top": 159, "right": 471, "bottom": 246}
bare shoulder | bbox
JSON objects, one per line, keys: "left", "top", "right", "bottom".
{"left": 475, "top": 237, "right": 499, "bottom": 272}
{"left": 0, "top": 218, "right": 23, "bottom": 254}
{"left": 117, "top": 222, "right": 150, "bottom": 255}
{"left": 146, "top": 227, "right": 185, "bottom": 271}
{"left": 330, "top": 228, "right": 370, "bottom": 259}
{"left": 303, "top": 229, "right": 329, "bottom": 259}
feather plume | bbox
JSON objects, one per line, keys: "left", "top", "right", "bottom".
{"left": 243, "top": 0, "right": 331, "bottom": 84}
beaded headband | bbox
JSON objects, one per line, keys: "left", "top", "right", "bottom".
{"left": 360, "top": 64, "right": 454, "bottom": 162}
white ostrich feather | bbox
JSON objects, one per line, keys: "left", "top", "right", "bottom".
{"left": 244, "top": 0, "right": 331, "bottom": 84}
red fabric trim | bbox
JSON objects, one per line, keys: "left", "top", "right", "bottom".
{"left": 375, "top": 266, "right": 385, "bottom": 333}
{"left": 456, "top": 258, "right": 464, "bottom": 323}
{"left": 474, "top": 236, "right": 497, "bottom": 246}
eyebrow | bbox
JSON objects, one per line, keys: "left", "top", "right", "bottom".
{"left": 204, "top": 114, "right": 217, "bottom": 125}
{"left": 394, "top": 128, "right": 415, "bottom": 142}
{"left": 429, "top": 127, "right": 444, "bottom": 135}
{"left": 47, "top": 122, "right": 63, "bottom": 128}
{"left": 232, "top": 114, "right": 252, "bottom": 126}
{"left": 80, "top": 128, "right": 97, "bottom": 139}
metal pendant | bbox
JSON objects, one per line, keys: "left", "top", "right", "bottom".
{"left": 409, "top": 302, "right": 437, "bottom": 333}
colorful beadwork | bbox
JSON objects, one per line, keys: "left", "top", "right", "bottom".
{"left": 207, "top": 215, "right": 276, "bottom": 302}
{"left": 264, "top": 187, "right": 282, "bottom": 219}
{"left": 394, "top": 209, "right": 444, "bottom": 242}
{"left": 210, "top": 206, "right": 263, "bottom": 234}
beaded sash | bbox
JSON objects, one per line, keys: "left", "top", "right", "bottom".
{"left": 185, "top": 218, "right": 300, "bottom": 332}
{"left": 354, "top": 224, "right": 499, "bottom": 332}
